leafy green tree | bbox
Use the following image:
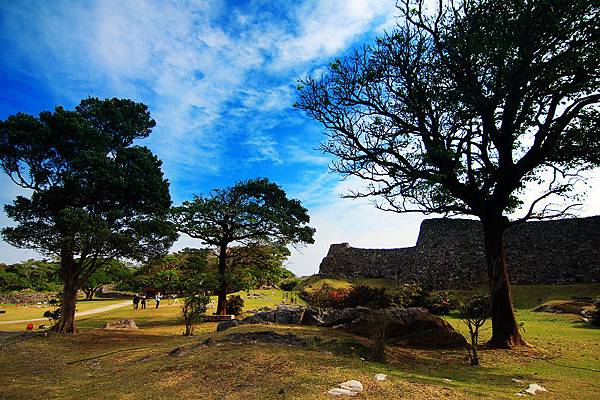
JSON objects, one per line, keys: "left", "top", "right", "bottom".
{"left": 0, "top": 260, "right": 61, "bottom": 292}
{"left": 228, "top": 244, "right": 293, "bottom": 291}
{"left": 81, "top": 260, "right": 133, "bottom": 300}
{"left": 296, "top": 0, "right": 599, "bottom": 348}
{"left": 134, "top": 248, "right": 212, "bottom": 295}
{"left": 173, "top": 178, "right": 315, "bottom": 314}
{"left": 0, "top": 98, "right": 177, "bottom": 333}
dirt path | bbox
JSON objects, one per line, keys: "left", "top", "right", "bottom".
{"left": 0, "top": 301, "right": 131, "bottom": 325}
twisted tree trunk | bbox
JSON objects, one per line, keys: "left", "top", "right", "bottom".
{"left": 54, "top": 253, "right": 79, "bottom": 333}
{"left": 481, "top": 215, "right": 527, "bottom": 348}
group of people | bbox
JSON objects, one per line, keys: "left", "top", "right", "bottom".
{"left": 132, "top": 293, "right": 161, "bottom": 310}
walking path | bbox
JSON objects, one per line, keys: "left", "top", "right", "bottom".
{"left": 0, "top": 301, "right": 130, "bottom": 325}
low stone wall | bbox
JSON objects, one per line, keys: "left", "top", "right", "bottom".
{"left": 319, "top": 216, "right": 600, "bottom": 289}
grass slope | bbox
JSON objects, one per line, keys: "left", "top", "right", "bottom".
{"left": 1, "top": 282, "right": 599, "bottom": 399}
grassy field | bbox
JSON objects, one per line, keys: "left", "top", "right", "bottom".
{"left": 0, "top": 281, "right": 598, "bottom": 399}
{"left": 0, "top": 298, "right": 129, "bottom": 324}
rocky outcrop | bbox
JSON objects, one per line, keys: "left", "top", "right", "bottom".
{"left": 216, "top": 306, "right": 467, "bottom": 349}
{"left": 317, "top": 306, "right": 467, "bottom": 348}
{"left": 319, "top": 216, "right": 600, "bottom": 289}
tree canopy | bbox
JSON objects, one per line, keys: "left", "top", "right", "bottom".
{"left": 0, "top": 97, "right": 177, "bottom": 332}
{"left": 173, "top": 178, "right": 315, "bottom": 314}
{"left": 295, "top": 0, "right": 599, "bottom": 348}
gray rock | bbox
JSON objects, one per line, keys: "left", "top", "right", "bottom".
{"left": 216, "top": 319, "right": 239, "bottom": 332}
{"left": 214, "top": 305, "right": 466, "bottom": 348}
{"left": 318, "top": 307, "right": 467, "bottom": 348}
{"left": 327, "top": 387, "right": 358, "bottom": 396}
{"left": 102, "top": 319, "right": 138, "bottom": 330}
{"left": 339, "top": 380, "right": 363, "bottom": 392}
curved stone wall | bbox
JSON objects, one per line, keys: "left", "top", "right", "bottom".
{"left": 319, "top": 216, "right": 600, "bottom": 289}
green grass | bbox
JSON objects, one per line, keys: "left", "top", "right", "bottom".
{"left": 1, "top": 283, "right": 599, "bottom": 399}
{"left": 0, "top": 298, "right": 128, "bottom": 323}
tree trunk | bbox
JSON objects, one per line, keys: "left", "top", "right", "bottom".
{"left": 481, "top": 216, "right": 527, "bottom": 348}
{"left": 83, "top": 288, "right": 95, "bottom": 301}
{"left": 215, "top": 243, "right": 228, "bottom": 315}
{"left": 54, "top": 257, "right": 79, "bottom": 334}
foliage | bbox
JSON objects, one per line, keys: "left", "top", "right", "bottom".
{"left": 43, "top": 297, "right": 62, "bottom": 328}
{"left": 0, "top": 97, "right": 177, "bottom": 333}
{"left": 0, "top": 260, "right": 61, "bottom": 292}
{"left": 300, "top": 284, "right": 349, "bottom": 309}
{"left": 81, "top": 260, "right": 133, "bottom": 300}
{"left": 179, "top": 294, "right": 210, "bottom": 336}
{"left": 387, "top": 284, "right": 429, "bottom": 309}
{"left": 345, "top": 285, "right": 392, "bottom": 309}
{"left": 226, "top": 295, "right": 245, "bottom": 316}
{"left": 459, "top": 294, "right": 491, "bottom": 366}
{"left": 172, "top": 178, "right": 315, "bottom": 314}
{"left": 300, "top": 283, "right": 432, "bottom": 310}
{"left": 423, "top": 291, "right": 460, "bottom": 315}
{"left": 280, "top": 278, "right": 301, "bottom": 291}
{"left": 296, "top": 0, "right": 599, "bottom": 346}
{"left": 227, "top": 244, "right": 293, "bottom": 291}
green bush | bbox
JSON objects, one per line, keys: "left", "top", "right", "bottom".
{"left": 387, "top": 283, "right": 429, "bottom": 308}
{"left": 345, "top": 285, "right": 391, "bottom": 309}
{"left": 300, "top": 284, "right": 349, "bottom": 309}
{"left": 226, "top": 295, "right": 245, "bottom": 315}
{"left": 280, "top": 278, "right": 301, "bottom": 291}
{"left": 423, "top": 291, "right": 459, "bottom": 315}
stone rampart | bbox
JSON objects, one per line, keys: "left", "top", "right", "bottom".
{"left": 319, "top": 216, "right": 600, "bottom": 289}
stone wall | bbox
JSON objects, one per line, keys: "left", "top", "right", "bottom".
{"left": 319, "top": 216, "right": 600, "bottom": 289}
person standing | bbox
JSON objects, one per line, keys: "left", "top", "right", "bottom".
{"left": 133, "top": 294, "right": 139, "bottom": 310}
{"left": 155, "top": 292, "right": 161, "bottom": 309}
{"left": 141, "top": 295, "right": 146, "bottom": 309}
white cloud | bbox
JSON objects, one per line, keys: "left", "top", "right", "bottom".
{"left": 273, "top": 0, "right": 397, "bottom": 69}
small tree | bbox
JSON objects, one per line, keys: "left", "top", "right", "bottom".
{"left": 179, "top": 295, "right": 210, "bottom": 336}
{"left": 173, "top": 178, "right": 315, "bottom": 315}
{"left": 0, "top": 98, "right": 177, "bottom": 333}
{"left": 460, "top": 294, "right": 490, "bottom": 366}
{"left": 43, "top": 297, "right": 62, "bottom": 329}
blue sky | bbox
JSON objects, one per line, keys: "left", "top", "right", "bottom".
{"left": 1, "top": 0, "right": 599, "bottom": 275}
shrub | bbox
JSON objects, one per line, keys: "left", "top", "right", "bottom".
{"left": 226, "top": 295, "right": 245, "bottom": 315}
{"left": 424, "top": 291, "right": 459, "bottom": 315}
{"left": 459, "top": 294, "right": 490, "bottom": 366}
{"left": 345, "top": 285, "right": 391, "bottom": 309}
{"left": 300, "top": 284, "right": 349, "bottom": 309}
{"left": 280, "top": 278, "right": 301, "bottom": 291}
{"left": 179, "top": 295, "right": 210, "bottom": 336}
{"left": 387, "top": 283, "right": 428, "bottom": 308}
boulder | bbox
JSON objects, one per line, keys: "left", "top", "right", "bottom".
{"left": 218, "top": 306, "right": 306, "bottom": 331}
{"left": 216, "top": 319, "right": 239, "bottom": 332}
{"left": 320, "top": 307, "right": 467, "bottom": 348}
{"left": 102, "top": 319, "right": 138, "bottom": 330}
{"left": 214, "top": 305, "right": 467, "bottom": 348}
